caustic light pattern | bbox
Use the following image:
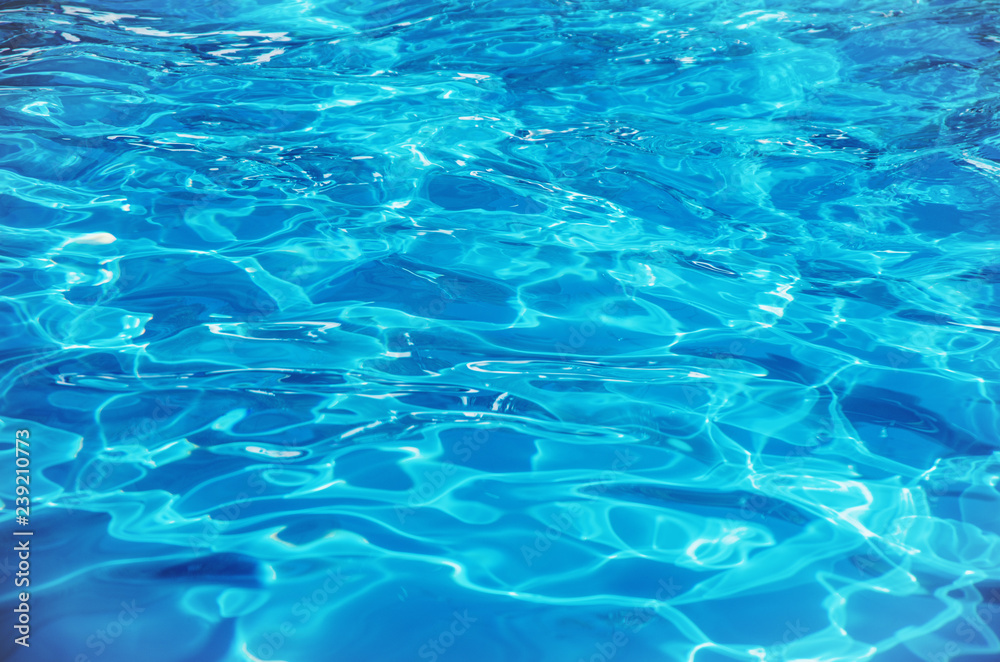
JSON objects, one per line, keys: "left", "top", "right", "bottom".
{"left": 1, "top": 1, "right": 1000, "bottom": 661}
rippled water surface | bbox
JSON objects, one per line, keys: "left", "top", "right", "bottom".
{"left": 3, "top": 1, "right": 1000, "bottom": 660}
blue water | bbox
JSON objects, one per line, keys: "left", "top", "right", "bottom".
{"left": 2, "top": 1, "right": 1000, "bottom": 661}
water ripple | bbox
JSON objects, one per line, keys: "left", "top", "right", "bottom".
{"left": 2, "top": 1, "right": 1000, "bottom": 661}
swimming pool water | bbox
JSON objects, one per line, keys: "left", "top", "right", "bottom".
{"left": 2, "top": 1, "right": 1000, "bottom": 661}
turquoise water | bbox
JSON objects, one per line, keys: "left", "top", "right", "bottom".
{"left": 2, "top": 0, "right": 1000, "bottom": 660}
